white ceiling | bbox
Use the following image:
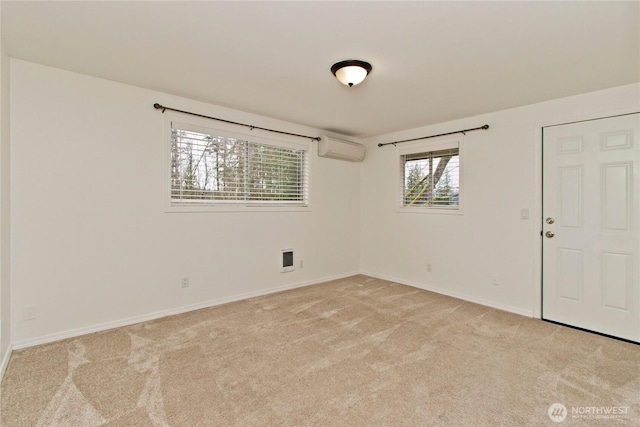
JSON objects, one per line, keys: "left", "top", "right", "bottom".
{"left": 2, "top": 1, "right": 638, "bottom": 138}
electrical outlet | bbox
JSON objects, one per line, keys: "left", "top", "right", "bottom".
{"left": 24, "top": 304, "right": 36, "bottom": 321}
{"left": 427, "top": 264, "right": 432, "bottom": 273}
{"left": 299, "top": 259, "right": 304, "bottom": 268}
{"left": 181, "top": 276, "right": 189, "bottom": 288}
{"left": 491, "top": 274, "right": 499, "bottom": 285}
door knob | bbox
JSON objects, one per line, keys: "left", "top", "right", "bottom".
{"left": 545, "top": 231, "right": 555, "bottom": 238}
{"left": 546, "top": 217, "right": 555, "bottom": 225}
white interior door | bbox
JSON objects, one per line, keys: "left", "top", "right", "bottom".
{"left": 542, "top": 113, "right": 640, "bottom": 342}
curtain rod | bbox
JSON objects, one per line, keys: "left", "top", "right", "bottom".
{"left": 153, "top": 103, "right": 321, "bottom": 142}
{"left": 377, "top": 124, "right": 489, "bottom": 147}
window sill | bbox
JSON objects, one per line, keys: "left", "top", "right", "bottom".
{"left": 166, "top": 202, "right": 311, "bottom": 213}
{"left": 396, "top": 206, "right": 463, "bottom": 215}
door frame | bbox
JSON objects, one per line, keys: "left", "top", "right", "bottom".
{"left": 532, "top": 106, "right": 640, "bottom": 320}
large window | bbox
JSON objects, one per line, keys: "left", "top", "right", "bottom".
{"left": 399, "top": 139, "right": 462, "bottom": 212}
{"left": 169, "top": 122, "right": 309, "bottom": 210}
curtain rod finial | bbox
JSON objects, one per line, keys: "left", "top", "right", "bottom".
{"left": 482, "top": 124, "right": 489, "bottom": 129}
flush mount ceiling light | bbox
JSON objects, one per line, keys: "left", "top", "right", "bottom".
{"left": 331, "top": 60, "right": 372, "bottom": 87}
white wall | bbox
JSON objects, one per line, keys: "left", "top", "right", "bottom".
{"left": 8, "top": 57, "right": 639, "bottom": 349}
{"left": 10, "top": 59, "right": 361, "bottom": 347}
{"left": 361, "top": 83, "right": 640, "bottom": 316}
{"left": 0, "top": 3, "right": 12, "bottom": 371}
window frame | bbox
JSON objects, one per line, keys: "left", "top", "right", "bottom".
{"left": 165, "top": 115, "right": 312, "bottom": 213}
{"left": 396, "top": 136, "right": 464, "bottom": 215}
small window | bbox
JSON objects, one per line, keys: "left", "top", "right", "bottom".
{"left": 169, "top": 122, "right": 309, "bottom": 210}
{"left": 399, "top": 139, "right": 461, "bottom": 212}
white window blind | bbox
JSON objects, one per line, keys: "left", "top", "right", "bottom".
{"left": 171, "top": 124, "right": 309, "bottom": 207}
{"left": 401, "top": 146, "right": 460, "bottom": 208}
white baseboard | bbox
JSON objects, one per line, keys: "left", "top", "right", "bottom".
{"left": 10, "top": 270, "right": 533, "bottom": 351}
{"left": 363, "top": 271, "right": 535, "bottom": 318}
{"left": 11, "top": 271, "right": 360, "bottom": 350}
{"left": 0, "top": 342, "right": 12, "bottom": 382}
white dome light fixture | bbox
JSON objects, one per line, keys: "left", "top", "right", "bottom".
{"left": 331, "top": 60, "right": 372, "bottom": 87}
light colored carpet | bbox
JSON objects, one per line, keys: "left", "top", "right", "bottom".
{"left": 1, "top": 275, "right": 638, "bottom": 426}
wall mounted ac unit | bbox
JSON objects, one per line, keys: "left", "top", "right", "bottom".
{"left": 318, "top": 135, "right": 365, "bottom": 162}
